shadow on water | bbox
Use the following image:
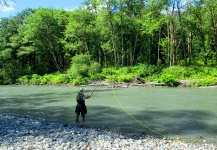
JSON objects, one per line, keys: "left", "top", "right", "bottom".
{"left": 0, "top": 86, "right": 217, "bottom": 144}
{"left": 87, "top": 106, "right": 217, "bottom": 142}
{"left": 1, "top": 97, "right": 217, "bottom": 143}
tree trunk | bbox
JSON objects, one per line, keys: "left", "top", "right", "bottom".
{"left": 120, "top": 0, "right": 125, "bottom": 66}
{"left": 177, "top": 0, "right": 187, "bottom": 65}
{"left": 210, "top": 6, "right": 217, "bottom": 65}
{"left": 170, "top": 20, "right": 176, "bottom": 66}
{"left": 187, "top": 31, "right": 193, "bottom": 65}
{"left": 109, "top": 10, "right": 117, "bottom": 66}
{"left": 169, "top": 1, "right": 177, "bottom": 66}
{"left": 157, "top": 28, "right": 161, "bottom": 65}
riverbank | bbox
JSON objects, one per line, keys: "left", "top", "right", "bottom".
{"left": 0, "top": 113, "right": 216, "bottom": 150}
{"left": 87, "top": 79, "right": 217, "bottom": 88}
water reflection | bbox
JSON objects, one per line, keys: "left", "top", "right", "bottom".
{"left": 0, "top": 85, "right": 217, "bottom": 143}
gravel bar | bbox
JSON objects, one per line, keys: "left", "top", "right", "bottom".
{"left": 0, "top": 113, "right": 216, "bottom": 150}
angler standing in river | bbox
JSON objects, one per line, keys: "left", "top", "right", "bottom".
{"left": 75, "top": 88, "right": 93, "bottom": 123}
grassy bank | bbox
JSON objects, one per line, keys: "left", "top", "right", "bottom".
{"left": 14, "top": 65, "right": 217, "bottom": 87}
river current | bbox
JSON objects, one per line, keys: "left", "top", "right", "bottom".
{"left": 0, "top": 85, "right": 216, "bottom": 143}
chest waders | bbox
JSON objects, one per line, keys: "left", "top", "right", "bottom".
{"left": 75, "top": 92, "right": 87, "bottom": 123}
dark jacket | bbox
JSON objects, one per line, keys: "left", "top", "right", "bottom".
{"left": 75, "top": 92, "right": 87, "bottom": 114}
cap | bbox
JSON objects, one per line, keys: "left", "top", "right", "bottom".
{"left": 80, "top": 88, "right": 84, "bottom": 92}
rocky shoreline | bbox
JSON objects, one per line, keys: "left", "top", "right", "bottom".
{"left": 88, "top": 80, "right": 217, "bottom": 88}
{"left": 89, "top": 81, "right": 166, "bottom": 88}
{"left": 1, "top": 113, "right": 216, "bottom": 150}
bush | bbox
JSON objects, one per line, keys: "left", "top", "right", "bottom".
{"left": 67, "top": 54, "right": 100, "bottom": 78}
{"left": 116, "top": 67, "right": 133, "bottom": 75}
{"left": 67, "top": 64, "right": 89, "bottom": 77}
{"left": 50, "top": 74, "right": 69, "bottom": 84}
{"left": 158, "top": 74, "right": 180, "bottom": 87}
{"left": 89, "top": 73, "right": 102, "bottom": 81}
{"left": 40, "top": 74, "right": 69, "bottom": 84}
{"left": 17, "top": 75, "right": 31, "bottom": 84}
{"left": 29, "top": 74, "right": 41, "bottom": 85}
{"left": 193, "top": 77, "right": 216, "bottom": 87}
{"left": 105, "top": 75, "right": 117, "bottom": 83}
{"left": 101, "top": 67, "right": 117, "bottom": 76}
{"left": 71, "top": 54, "right": 90, "bottom": 65}
{"left": 116, "top": 74, "right": 134, "bottom": 83}
{"left": 161, "top": 66, "right": 187, "bottom": 79}
{"left": 71, "top": 77, "right": 88, "bottom": 85}
{"left": 42, "top": 74, "right": 55, "bottom": 84}
{"left": 88, "top": 62, "right": 101, "bottom": 75}
{"left": 40, "top": 76, "right": 48, "bottom": 85}
{"left": 135, "top": 64, "right": 161, "bottom": 78}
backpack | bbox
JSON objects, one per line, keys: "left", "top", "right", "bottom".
{"left": 76, "top": 93, "right": 83, "bottom": 102}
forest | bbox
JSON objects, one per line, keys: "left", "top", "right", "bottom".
{"left": 0, "top": 0, "right": 217, "bottom": 86}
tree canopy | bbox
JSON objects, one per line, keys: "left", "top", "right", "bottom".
{"left": 1, "top": 0, "right": 217, "bottom": 84}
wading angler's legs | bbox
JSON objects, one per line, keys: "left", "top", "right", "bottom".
{"left": 81, "top": 113, "right": 85, "bottom": 123}
{"left": 75, "top": 114, "right": 80, "bottom": 123}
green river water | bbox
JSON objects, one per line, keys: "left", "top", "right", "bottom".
{"left": 0, "top": 85, "right": 217, "bottom": 144}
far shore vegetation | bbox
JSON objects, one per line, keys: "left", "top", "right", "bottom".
{"left": 6, "top": 54, "right": 217, "bottom": 87}
{"left": 1, "top": 1, "right": 217, "bottom": 87}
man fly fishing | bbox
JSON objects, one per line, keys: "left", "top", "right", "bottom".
{"left": 75, "top": 88, "right": 93, "bottom": 123}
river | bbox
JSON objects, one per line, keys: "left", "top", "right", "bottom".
{"left": 0, "top": 85, "right": 217, "bottom": 143}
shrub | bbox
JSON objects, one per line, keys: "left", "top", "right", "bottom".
{"left": 29, "top": 74, "right": 41, "bottom": 85}
{"left": 51, "top": 74, "right": 69, "bottom": 84}
{"left": 193, "top": 77, "right": 216, "bottom": 87}
{"left": 43, "top": 74, "right": 55, "bottom": 84}
{"left": 184, "top": 66, "right": 199, "bottom": 78}
{"left": 116, "top": 67, "right": 133, "bottom": 75}
{"left": 67, "top": 64, "right": 89, "bottom": 77}
{"left": 161, "top": 66, "right": 187, "bottom": 79}
{"left": 67, "top": 54, "right": 98, "bottom": 78}
{"left": 89, "top": 73, "right": 102, "bottom": 81}
{"left": 135, "top": 64, "right": 161, "bottom": 77}
{"left": 71, "top": 54, "right": 90, "bottom": 65}
{"left": 88, "top": 62, "right": 101, "bottom": 75}
{"left": 17, "top": 75, "right": 30, "bottom": 84}
{"left": 71, "top": 77, "right": 88, "bottom": 85}
{"left": 101, "top": 67, "right": 117, "bottom": 76}
{"left": 158, "top": 74, "right": 180, "bottom": 87}
{"left": 209, "top": 68, "right": 217, "bottom": 77}
{"left": 40, "top": 76, "right": 48, "bottom": 85}
{"left": 116, "top": 74, "right": 134, "bottom": 83}
{"left": 105, "top": 75, "right": 117, "bottom": 83}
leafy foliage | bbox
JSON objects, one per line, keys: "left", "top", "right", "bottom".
{"left": 158, "top": 74, "right": 180, "bottom": 87}
{"left": 116, "top": 75, "right": 134, "bottom": 83}
{"left": 29, "top": 74, "right": 41, "bottom": 85}
{"left": 71, "top": 77, "right": 88, "bottom": 85}
{"left": 192, "top": 77, "right": 216, "bottom": 87}
{"left": 1, "top": 1, "right": 217, "bottom": 86}
{"left": 67, "top": 54, "right": 91, "bottom": 78}
{"left": 16, "top": 75, "right": 30, "bottom": 84}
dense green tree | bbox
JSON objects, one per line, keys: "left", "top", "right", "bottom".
{"left": 0, "top": 10, "right": 34, "bottom": 83}
{"left": 140, "top": 0, "right": 169, "bottom": 65}
{"left": 1, "top": 0, "right": 217, "bottom": 84}
{"left": 18, "top": 8, "right": 69, "bottom": 74}
{"left": 202, "top": 0, "right": 217, "bottom": 65}
{"left": 64, "top": 8, "right": 95, "bottom": 56}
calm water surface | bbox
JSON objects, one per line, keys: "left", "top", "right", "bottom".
{"left": 0, "top": 85, "right": 217, "bottom": 143}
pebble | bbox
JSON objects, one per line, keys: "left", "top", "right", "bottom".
{"left": 0, "top": 113, "right": 216, "bottom": 150}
